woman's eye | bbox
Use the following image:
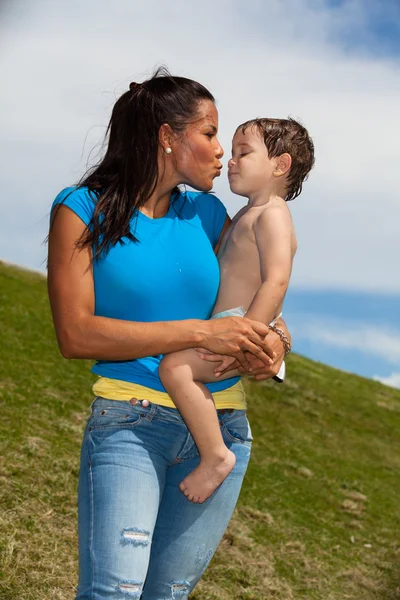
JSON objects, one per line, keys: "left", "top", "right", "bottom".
{"left": 206, "top": 133, "right": 214, "bottom": 139}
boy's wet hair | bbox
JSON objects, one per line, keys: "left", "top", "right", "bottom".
{"left": 237, "top": 118, "right": 315, "bottom": 201}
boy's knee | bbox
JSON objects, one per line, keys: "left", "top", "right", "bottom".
{"left": 159, "top": 354, "right": 184, "bottom": 380}
{"left": 159, "top": 354, "right": 196, "bottom": 389}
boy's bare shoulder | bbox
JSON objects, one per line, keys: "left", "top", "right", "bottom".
{"left": 254, "top": 198, "right": 293, "bottom": 228}
{"left": 253, "top": 200, "right": 297, "bottom": 254}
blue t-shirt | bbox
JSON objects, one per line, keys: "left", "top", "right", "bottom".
{"left": 51, "top": 186, "right": 240, "bottom": 392}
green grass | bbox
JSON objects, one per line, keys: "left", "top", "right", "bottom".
{"left": 1, "top": 260, "right": 400, "bottom": 599}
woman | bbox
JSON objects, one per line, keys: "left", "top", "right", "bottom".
{"left": 48, "top": 68, "right": 290, "bottom": 599}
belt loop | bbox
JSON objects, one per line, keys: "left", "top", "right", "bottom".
{"left": 145, "top": 403, "right": 157, "bottom": 421}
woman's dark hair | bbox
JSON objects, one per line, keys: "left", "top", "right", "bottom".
{"left": 237, "top": 118, "right": 315, "bottom": 201}
{"left": 65, "top": 67, "right": 214, "bottom": 258}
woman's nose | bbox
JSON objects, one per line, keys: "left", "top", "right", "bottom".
{"left": 215, "top": 139, "right": 224, "bottom": 159}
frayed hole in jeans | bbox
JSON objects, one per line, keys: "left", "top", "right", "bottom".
{"left": 121, "top": 528, "right": 150, "bottom": 547}
{"left": 171, "top": 580, "right": 190, "bottom": 598}
{"left": 117, "top": 580, "right": 143, "bottom": 596}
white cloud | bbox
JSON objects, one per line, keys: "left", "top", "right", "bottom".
{"left": 290, "top": 316, "right": 400, "bottom": 365}
{"left": 0, "top": 0, "right": 399, "bottom": 291}
{"left": 373, "top": 373, "right": 400, "bottom": 390}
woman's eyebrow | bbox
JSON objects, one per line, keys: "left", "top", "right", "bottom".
{"left": 202, "top": 122, "right": 217, "bottom": 132}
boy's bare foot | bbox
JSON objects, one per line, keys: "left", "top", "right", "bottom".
{"left": 179, "top": 449, "right": 236, "bottom": 503}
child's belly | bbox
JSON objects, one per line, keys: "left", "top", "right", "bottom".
{"left": 212, "top": 261, "right": 261, "bottom": 316}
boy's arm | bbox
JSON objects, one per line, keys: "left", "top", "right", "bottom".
{"left": 245, "top": 205, "right": 295, "bottom": 325}
{"left": 204, "top": 206, "right": 294, "bottom": 377}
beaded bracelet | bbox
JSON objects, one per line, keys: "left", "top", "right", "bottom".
{"left": 268, "top": 324, "right": 292, "bottom": 356}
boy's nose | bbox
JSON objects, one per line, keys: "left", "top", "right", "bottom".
{"left": 228, "top": 158, "right": 235, "bottom": 168}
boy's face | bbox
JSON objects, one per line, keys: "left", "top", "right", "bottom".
{"left": 228, "top": 127, "right": 276, "bottom": 198}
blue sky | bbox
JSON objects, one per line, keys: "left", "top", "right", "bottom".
{"left": 325, "top": 0, "right": 400, "bottom": 56}
{"left": 282, "top": 0, "right": 400, "bottom": 388}
{"left": 284, "top": 288, "right": 400, "bottom": 386}
{"left": 0, "top": 0, "right": 399, "bottom": 388}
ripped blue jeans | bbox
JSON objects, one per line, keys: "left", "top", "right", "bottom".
{"left": 76, "top": 397, "right": 252, "bottom": 600}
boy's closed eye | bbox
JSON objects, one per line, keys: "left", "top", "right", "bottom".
{"left": 230, "top": 151, "right": 250, "bottom": 159}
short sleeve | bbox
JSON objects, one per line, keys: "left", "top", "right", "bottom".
{"left": 50, "top": 186, "right": 96, "bottom": 226}
{"left": 190, "top": 192, "right": 227, "bottom": 247}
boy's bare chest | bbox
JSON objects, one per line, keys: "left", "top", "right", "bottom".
{"left": 217, "top": 211, "right": 257, "bottom": 259}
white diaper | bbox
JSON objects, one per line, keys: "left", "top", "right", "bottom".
{"left": 211, "top": 306, "right": 246, "bottom": 319}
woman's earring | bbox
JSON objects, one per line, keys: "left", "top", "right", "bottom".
{"left": 165, "top": 147, "right": 172, "bottom": 155}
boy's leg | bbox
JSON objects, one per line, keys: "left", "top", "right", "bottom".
{"left": 159, "top": 350, "right": 238, "bottom": 503}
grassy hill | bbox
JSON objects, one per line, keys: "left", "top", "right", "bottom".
{"left": 0, "top": 260, "right": 399, "bottom": 600}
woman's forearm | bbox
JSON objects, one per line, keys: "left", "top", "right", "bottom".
{"left": 56, "top": 314, "right": 206, "bottom": 360}
{"left": 54, "top": 310, "right": 275, "bottom": 370}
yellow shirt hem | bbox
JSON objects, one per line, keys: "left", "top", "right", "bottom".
{"left": 92, "top": 377, "right": 246, "bottom": 410}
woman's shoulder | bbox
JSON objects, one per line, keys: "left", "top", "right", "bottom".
{"left": 51, "top": 186, "right": 97, "bottom": 226}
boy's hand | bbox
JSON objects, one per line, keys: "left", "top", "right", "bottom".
{"left": 195, "top": 350, "right": 237, "bottom": 375}
{"left": 214, "top": 355, "right": 237, "bottom": 376}
{"left": 195, "top": 348, "right": 237, "bottom": 371}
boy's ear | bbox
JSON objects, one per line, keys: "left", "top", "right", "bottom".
{"left": 274, "top": 153, "right": 292, "bottom": 177}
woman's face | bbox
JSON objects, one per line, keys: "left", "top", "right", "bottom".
{"left": 173, "top": 100, "right": 224, "bottom": 191}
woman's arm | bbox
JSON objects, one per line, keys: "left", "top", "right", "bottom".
{"left": 48, "top": 206, "right": 274, "bottom": 368}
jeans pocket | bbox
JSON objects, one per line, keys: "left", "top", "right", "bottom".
{"left": 88, "top": 404, "right": 143, "bottom": 431}
{"left": 221, "top": 412, "right": 253, "bottom": 446}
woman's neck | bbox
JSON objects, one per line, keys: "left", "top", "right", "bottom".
{"left": 139, "top": 191, "right": 173, "bottom": 219}
{"left": 139, "top": 153, "right": 182, "bottom": 218}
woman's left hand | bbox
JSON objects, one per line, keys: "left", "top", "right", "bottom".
{"left": 198, "top": 318, "right": 290, "bottom": 380}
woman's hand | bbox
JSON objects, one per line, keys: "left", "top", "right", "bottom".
{"left": 199, "top": 316, "right": 277, "bottom": 372}
{"left": 199, "top": 318, "right": 290, "bottom": 380}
